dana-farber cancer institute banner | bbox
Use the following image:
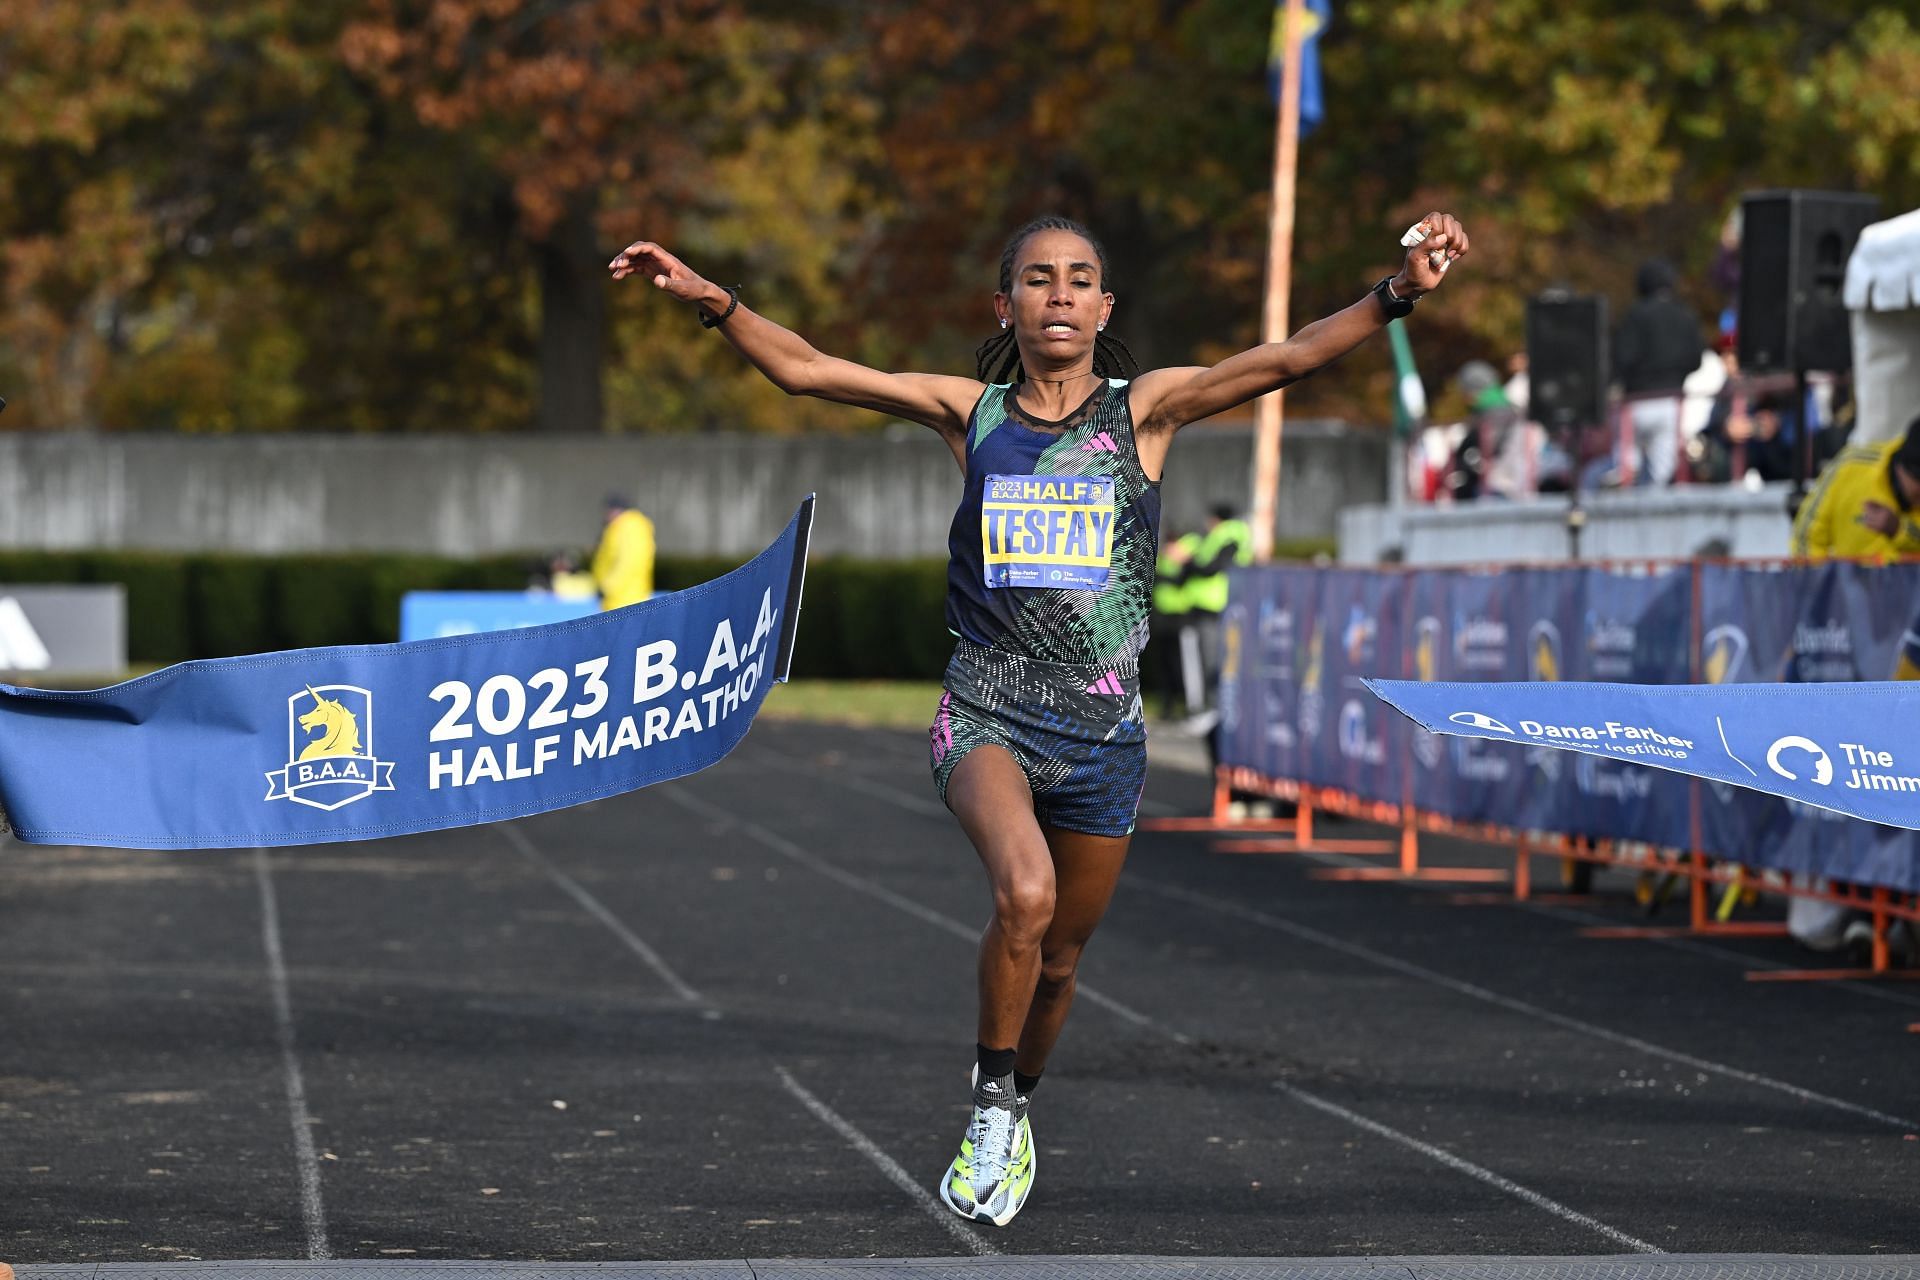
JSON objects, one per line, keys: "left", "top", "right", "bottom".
{"left": 1367, "top": 677, "right": 1920, "bottom": 832}
{"left": 1217, "top": 559, "right": 1920, "bottom": 895}
{"left": 0, "top": 499, "right": 814, "bottom": 850}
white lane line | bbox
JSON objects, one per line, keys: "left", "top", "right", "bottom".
{"left": 498, "top": 822, "right": 720, "bottom": 1020}
{"left": 251, "top": 848, "right": 331, "bottom": 1261}
{"left": 772, "top": 1065, "right": 998, "bottom": 1256}
{"left": 704, "top": 769, "right": 1655, "bottom": 1253}
{"left": 505, "top": 821, "right": 972, "bottom": 1242}
{"left": 754, "top": 750, "right": 949, "bottom": 818}
{"left": 1273, "top": 834, "right": 1920, "bottom": 1011}
{"left": 1274, "top": 1081, "right": 1662, "bottom": 1254}
{"left": 1131, "top": 874, "right": 1920, "bottom": 1133}
{"left": 757, "top": 743, "right": 1181, "bottom": 820}
{"left": 662, "top": 787, "right": 1188, "bottom": 1043}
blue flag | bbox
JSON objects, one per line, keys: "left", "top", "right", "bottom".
{"left": 1368, "top": 677, "right": 1920, "bottom": 832}
{"left": 0, "top": 499, "right": 815, "bottom": 850}
{"left": 1268, "top": 0, "right": 1328, "bottom": 133}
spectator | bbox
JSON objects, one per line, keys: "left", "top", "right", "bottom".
{"left": 1178, "top": 504, "right": 1253, "bottom": 735}
{"left": 1615, "top": 259, "right": 1704, "bottom": 486}
{"left": 1445, "top": 360, "right": 1530, "bottom": 500}
{"left": 1781, "top": 413, "right": 1920, "bottom": 963}
{"left": 1696, "top": 350, "right": 1796, "bottom": 485}
{"left": 545, "top": 551, "right": 598, "bottom": 601}
{"left": 1151, "top": 527, "right": 1204, "bottom": 718}
{"left": 591, "top": 493, "right": 657, "bottom": 610}
{"left": 1502, "top": 350, "right": 1530, "bottom": 417}
{"left": 1790, "top": 412, "right": 1920, "bottom": 561}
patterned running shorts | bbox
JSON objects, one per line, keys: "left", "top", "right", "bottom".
{"left": 928, "top": 640, "right": 1149, "bottom": 838}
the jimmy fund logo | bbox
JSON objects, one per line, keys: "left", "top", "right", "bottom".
{"left": 265, "top": 684, "right": 397, "bottom": 811}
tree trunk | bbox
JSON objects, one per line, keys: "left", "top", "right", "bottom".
{"left": 536, "top": 196, "right": 606, "bottom": 433}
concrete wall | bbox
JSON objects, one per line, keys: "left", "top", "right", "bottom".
{"left": 0, "top": 423, "right": 1386, "bottom": 559}
{"left": 1338, "top": 484, "right": 1797, "bottom": 566}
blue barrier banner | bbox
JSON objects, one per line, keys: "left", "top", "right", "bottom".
{"left": 399, "top": 592, "right": 601, "bottom": 642}
{"left": 1367, "top": 677, "right": 1920, "bottom": 845}
{"left": 1693, "top": 560, "right": 1920, "bottom": 888}
{"left": 1220, "top": 565, "right": 1317, "bottom": 784}
{"left": 1559, "top": 567, "right": 1693, "bottom": 848}
{"left": 1311, "top": 570, "right": 1405, "bottom": 798}
{"left": 0, "top": 499, "right": 814, "bottom": 850}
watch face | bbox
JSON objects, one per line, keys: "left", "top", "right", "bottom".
{"left": 1375, "top": 277, "right": 1413, "bottom": 316}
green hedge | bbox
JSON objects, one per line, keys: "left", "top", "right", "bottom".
{"left": 0, "top": 541, "right": 1334, "bottom": 678}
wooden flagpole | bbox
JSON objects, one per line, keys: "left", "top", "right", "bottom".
{"left": 1251, "top": 0, "right": 1307, "bottom": 563}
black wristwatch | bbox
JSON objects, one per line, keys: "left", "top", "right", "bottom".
{"left": 1372, "top": 275, "right": 1415, "bottom": 320}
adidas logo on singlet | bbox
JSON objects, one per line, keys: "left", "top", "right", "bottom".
{"left": 1079, "top": 431, "right": 1119, "bottom": 453}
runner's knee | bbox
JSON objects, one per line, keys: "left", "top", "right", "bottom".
{"left": 993, "top": 873, "right": 1056, "bottom": 947}
{"left": 1035, "top": 944, "right": 1083, "bottom": 994}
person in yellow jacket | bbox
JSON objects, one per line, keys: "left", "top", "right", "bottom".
{"left": 1151, "top": 529, "right": 1203, "bottom": 716}
{"left": 591, "top": 493, "right": 656, "bottom": 610}
{"left": 1790, "top": 415, "right": 1920, "bottom": 564}
{"left": 1173, "top": 505, "right": 1254, "bottom": 736}
{"left": 1784, "top": 415, "right": 1920, "bottom": 962}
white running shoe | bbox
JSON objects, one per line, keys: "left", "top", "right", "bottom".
{"left": 937, "top": 1068, "right": 1035, "bottom": 1226}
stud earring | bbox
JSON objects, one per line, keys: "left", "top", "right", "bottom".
{"left": 1097, "top": 322, "right": 1106, "bottom": 331}
{"left": 1000, "top": 318, "right": 1008, "bottom": 330}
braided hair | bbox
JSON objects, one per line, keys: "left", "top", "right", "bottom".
{"left": 973, "top": 215, "right": 1140, "bottom": 384}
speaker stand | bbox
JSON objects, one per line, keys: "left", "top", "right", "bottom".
{"left": 1786, "top": 366, "right": 1812, "bottom": 523}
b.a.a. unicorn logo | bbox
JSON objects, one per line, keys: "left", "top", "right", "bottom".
{"left": 1702, "top": 624, "right": 1749, "bottom": 685}
{"left": 265, "top": 684, "right": 396, "bottom": 811}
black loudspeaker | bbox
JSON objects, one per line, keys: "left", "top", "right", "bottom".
{"left": 1738, "top": 189, "right": 1880, "bottom": 373}
{"left": 1526, "top": 291, "right": 1608, "bottom": 431}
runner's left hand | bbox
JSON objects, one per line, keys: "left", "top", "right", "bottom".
{"left": 1396, "top": 213, "right": 1469, "bottom": 297}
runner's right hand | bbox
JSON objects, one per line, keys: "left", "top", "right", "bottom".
{"left": 608, "top": 240, "right": 711, "bottom": 305}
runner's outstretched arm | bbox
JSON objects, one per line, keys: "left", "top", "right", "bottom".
{"left": 1130, "top": 213, "right": 1469, "bottom": 434}
{"left": 610, "top": 240, "right": 982, "bottom": 450}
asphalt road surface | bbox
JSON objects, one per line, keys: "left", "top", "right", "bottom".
{"left": 3, "top": 719, "right": 1917, "bottom": 1270}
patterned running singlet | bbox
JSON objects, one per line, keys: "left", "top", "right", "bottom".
{"left": 944, "top": 379, "right": 1162, "bottom": 666}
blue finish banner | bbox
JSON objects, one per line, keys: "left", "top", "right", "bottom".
{"left": 1366, "top": 677, "right": 1920, "bottom": 833}
{"left": 0, "top": 499, "right": 815, "bottom": 850}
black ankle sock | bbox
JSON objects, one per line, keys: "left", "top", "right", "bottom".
{"left": 1013, "top": 1069, "right": 1043, "bottom": 1098}
{"left": 976, "top": 1044, "right": 1016, "bottom": 1081}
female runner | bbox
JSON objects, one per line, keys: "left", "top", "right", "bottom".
{"left": 611, "top": 212, "right": 1467, "bottom": 1225}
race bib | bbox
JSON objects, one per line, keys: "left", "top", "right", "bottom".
{"left": 981, "top": 474, "right": 1116, "bottom": 590}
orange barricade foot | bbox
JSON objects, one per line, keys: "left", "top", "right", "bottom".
{"left": 1209, "top": 836, "right": 1396, "bottom": 855}
{"left": 1580, "top": 922, "right": 1790, "bottom": 941}
{"left": 1310, "top": 866, "right": 1508, "bottom": 884}
{"left": 1140, "top": 816, "right": 1301, "bottom": 833}
{"left": 1747, "top": 967, "right": 1920, "bottom": 984}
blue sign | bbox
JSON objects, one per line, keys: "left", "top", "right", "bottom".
{"left": 1368, "top": 676, "right": 1920, "bottom": 838}
{"left": 1215, "top": 558, "right": 1920, "bottom": 894}
{"left": 400, "top": 592, "right": 601, "bottom": 642}
{"left": 0, "top": 500, "right": 814, "bottom": 850}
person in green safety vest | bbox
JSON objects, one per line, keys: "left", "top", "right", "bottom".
{"left": 1183, "top": 504, "right": 1254, "bottom": 731}
{"left": 1151, "top": 528, "right": 1203, "bottom": 717}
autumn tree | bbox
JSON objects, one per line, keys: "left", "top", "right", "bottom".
{"left": 852, "top": 0, "right": 1920, "bottom": 422}
{"left": 339, "top": 0, "right": 741, "bottom": 434}
{"left": 2, "top": 0, "right": 1914, "bottom": 434}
